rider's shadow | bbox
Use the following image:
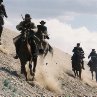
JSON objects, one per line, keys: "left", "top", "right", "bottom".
{"left": 0, "top": 67, "right": 19, "bottom": 77}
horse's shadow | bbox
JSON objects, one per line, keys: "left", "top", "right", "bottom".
{"left": 0, "top": 67, "right": 19, "bottom": 77}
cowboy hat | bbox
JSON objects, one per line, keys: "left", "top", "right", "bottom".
{"left": 40, "top": 20, "right": 46, "bottom": 24}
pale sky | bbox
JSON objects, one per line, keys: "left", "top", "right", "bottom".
{"left": 3, "top": 0, "right": 97, "bottom": 60}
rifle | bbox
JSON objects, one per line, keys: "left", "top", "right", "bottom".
{"left": 21, "top": 14, "right": 24, "bottom": 20}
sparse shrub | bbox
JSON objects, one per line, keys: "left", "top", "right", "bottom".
{"left": 3, "top": 79, "right": 10, "bottom": 87}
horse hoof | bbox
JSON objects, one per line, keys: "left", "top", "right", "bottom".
{"left": 32, "top": 77, "right": 34, "bottom": 81}
{"left": 30, "top": 72, "right": 35, "bottom": 76}
{"left": 14, "top": 55, "right": 18, "bottom": 59}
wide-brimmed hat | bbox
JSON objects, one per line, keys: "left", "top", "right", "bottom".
{"left": 25, "top": 14, "right": 31, "bottom": 19}
{"left": 40, "top": 20, "right": 46, "bottom": 24}
{"left": 92, "top": 49, "right": 95, "bottom": 51}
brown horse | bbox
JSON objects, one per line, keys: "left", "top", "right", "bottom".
{"left": 71, "top": 53, "right": 83, "bottom": 79}
{"left": 13, "top": 29, "right": 38, "bottom": 81}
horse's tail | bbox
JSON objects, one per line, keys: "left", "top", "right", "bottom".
{"left": 49, "top": 44, "right": 53, "bottom": 56}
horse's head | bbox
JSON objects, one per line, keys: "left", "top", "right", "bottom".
{"left": 22, "top": 28, "right": 30, "bottom": 42}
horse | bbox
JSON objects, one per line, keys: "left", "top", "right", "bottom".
{"left": 71, "top": 53, "right": 84, "bottom": 79}
{"left": 35, "top": 31, "right": 53, "bottom": 57}
{"left": 87, "top": 57, "right": 97, "bottom": 81}
{"left": 13, "top": 29, "right": 38, "bottom": 81}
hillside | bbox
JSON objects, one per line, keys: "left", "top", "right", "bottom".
{"left": 0, "top": 28, "right": 97, "bottom": 96}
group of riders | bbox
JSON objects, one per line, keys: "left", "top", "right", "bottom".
{"left": 1, "top": 0, "right": 97, "bottom": 80}
{"left": 72, "top": 43, "right": 97, "bottom": 72}
{"left": 14, "top": 14, "right": 49, "bottom": 59}
{"left": 71, "top": 43, "right": 97, "bottom": 80}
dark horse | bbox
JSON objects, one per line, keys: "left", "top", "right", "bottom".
{"left": 35, "top": 31, "right": 53, "bottom": 57}
{"left": 13, "top": 29, "right": 38, "bottom": 81}
{"left": 87, "top": 57, "right": 97, "bottom": 81}
{"left": 71, "top": 53, "right": 84, "bottom": 79}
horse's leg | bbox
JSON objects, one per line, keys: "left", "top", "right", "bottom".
{"left": 43, "top": 43, "right": 53, "bottom": 58}
{"left": 0, "top": 25, "right": 3, "bottom": 45}
{"left": 20, "top": 61, "right": 25, "bottom": 74}
{"left": 79, "top": 69, "right": 82, "bottom": 80}
{"left": 73, "top": 70, "right": 77, "bottom": 78}
{"left": 32, "top": 56, "right": 37, "bottom": 76}
{"left": 42, "top": 41, "right": 50, "bottom": 57}
{"left": 21, "top": 61, "right": 27, "bottom": 80}
{"left": 49, "top": 44, "right": 53, "bottom": 56}
{"left": 95, "top": 70, "right": 97, "bottom": 82}
{"left": 73, "top": 70, "right": 75, "bottom": 77}
{"left": 76, "top": 71, "right": 79, "bottom": 77}
{"left": 44, "top": 49, "right": 48, "bottom": 58}
{"left": 29, "top": 59, "right": 33, "bottom": 76}
{"left": 91, "top": 71, "right": 93, "bottom": 80}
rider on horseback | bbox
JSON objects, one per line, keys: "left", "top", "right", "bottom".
{"left": 14, "top": 14, "right": 38, "bottom": 59}
{"left": 16, "top": 14, "right": 36, "bottom": 34}
{"left": 37, "top": 20, "right": 49, "bottom": 53}
{"left": 88, "top": 49, "right": 97, "bottom": 64}
{"left": 88, "top": 49, "right": 97, "bottom": 81}
{"left": 0, "top": 0, "right": 8, "bottom": 45}
{"left": 72, "top": 43, "right": 85, "bottom": 70}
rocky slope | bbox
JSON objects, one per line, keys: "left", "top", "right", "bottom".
{"left": 0, "top": 28, "right": 97, "bottom": 97}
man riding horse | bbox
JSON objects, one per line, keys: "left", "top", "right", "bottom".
{"left": 72, "top": 43, "right": 85, "bottom": 71}
{"left": 14, "top": 14, "right": 39, "bottom": 59}
{"left": 13, "top": 14, "right": 42, "bottom": 80}
{"left": 88, "top": 49, "right": 97, "bottom": 59}
{"left": 88, "top": 49, "right": 97, "bottom": 69}
{"left": 37, "top": 20, "right": 49, "bottom": 53}
{"left": 0, "top": 0, "right": 8, "bottom": 45}
{"left": 88, "top": 49, "right": 97, "bottom": 81}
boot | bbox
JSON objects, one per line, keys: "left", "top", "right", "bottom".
{"left": 82, "top": 62, "right": 85, "bottom": 70}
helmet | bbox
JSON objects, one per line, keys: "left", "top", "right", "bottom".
{"left": 25, "top": 14, "right": 31, "bottom": 19}
{"left": 40, "top": 20, "right": 46, "bottom": 24}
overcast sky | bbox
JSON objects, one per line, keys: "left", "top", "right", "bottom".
{"left": 3, "top": 0, "right": 97, "bottom": 60}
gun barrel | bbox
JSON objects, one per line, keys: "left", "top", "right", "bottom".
{"left": 21, "top": 14, "right": 24, "bottom": 20}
